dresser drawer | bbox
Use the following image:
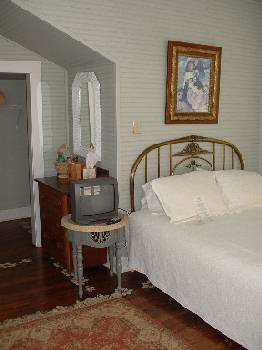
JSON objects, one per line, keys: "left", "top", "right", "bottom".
{"left": 41, "top": 211, "right": 63, "bottom": 231}
{"left": 39, "top": 189, "right": 64, "bottom": 215}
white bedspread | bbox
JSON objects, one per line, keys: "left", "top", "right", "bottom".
{"left": 128, "top": 209, "right": 262, "bottom": 350}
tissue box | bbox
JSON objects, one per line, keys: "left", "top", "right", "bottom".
{"left": 82, "top": 167, "right": 96, "bottom": 179}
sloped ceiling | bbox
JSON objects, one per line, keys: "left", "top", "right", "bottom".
{"left": 0, "top": 0, "right": 110, "bottom": 68}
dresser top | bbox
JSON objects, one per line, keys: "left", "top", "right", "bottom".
{"left": 35, "top": 167, "right": 109, "bottom": 195}
{"left": 35, "top": 176, "right": 70, "bottom": 194}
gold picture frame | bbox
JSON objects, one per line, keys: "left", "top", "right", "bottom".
{"left": 165, "top": 41, "right": 222, "bottom": 124}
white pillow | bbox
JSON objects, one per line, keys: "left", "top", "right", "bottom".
{"left": 214, "top": 170, "right": 262, "bottom": 212}
{"left": 142, "top": 182, "right": 165, "bottom": 214}
{"left": 151, "top": 171, "right": 227, "bottom": 223}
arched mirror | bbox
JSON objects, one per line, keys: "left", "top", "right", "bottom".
{"left": 72, "top": 72, "right": 101, "bottom": 160}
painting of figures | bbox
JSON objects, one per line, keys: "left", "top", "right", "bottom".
{"left": 165, "top": 41, "right": 222, "bottom": 124}
{"left": 177, "top": 56, "right": 211, "bottom": 113}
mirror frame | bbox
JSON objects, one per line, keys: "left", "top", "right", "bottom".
{"left": 72, "top": 71, "right": 101, "bottom": 160}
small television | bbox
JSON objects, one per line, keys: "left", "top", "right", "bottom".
{"left": 70, "top": 177, "right": 119, "bottom": 225}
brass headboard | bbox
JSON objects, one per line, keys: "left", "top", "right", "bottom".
{"left": 130, "top": 135, "right": 244, "bottom": 212}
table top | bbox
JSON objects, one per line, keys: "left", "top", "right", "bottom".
{"left": 61, "top": 214, "right": 128, "bottom": 232}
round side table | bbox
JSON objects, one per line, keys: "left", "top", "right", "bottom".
{"left": 61, "top": 214, "right": 128, "bottom": 298}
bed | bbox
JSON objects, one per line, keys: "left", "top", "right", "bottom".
{"left": 128, "top": 135, "right": 262, "bottom": 350}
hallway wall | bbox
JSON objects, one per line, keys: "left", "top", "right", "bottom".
{"left": 0, "top": 78, "right": 30, "bottom": 211}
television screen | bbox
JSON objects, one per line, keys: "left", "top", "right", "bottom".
{"left": 80, "top": 184, "right": 115, "bottom": 216}
{"left": 70, "top": 177, "right": 119, "bottom": 224}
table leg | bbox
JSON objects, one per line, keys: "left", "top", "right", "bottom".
{"left": 77, "top": 244, "right": 83, "bottom": 298}
{"left": 115, "top": 240, "right": 122, "bottom": 291}
{"left": 72, "top": 241, "right": 78, "bottom": 283}
{"left": 108, "top": 245, "right": 114, "bottom": 277}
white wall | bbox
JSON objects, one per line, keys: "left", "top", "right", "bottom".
{"left": 12, "top": 0, "right": 262, "bottom": 208}
{"left": 0, "top": 34, "right": 68, "bottom": 176}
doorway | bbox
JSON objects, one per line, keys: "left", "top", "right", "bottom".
{"left": 0, "top": 73, "right": 31, "bottom": 223}
{"left": 0, "top": 61, "right": 43, "bottom": 247}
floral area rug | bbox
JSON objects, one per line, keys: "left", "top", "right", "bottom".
{"left": 0, "top": 258, "right": 32, "bottom": 270}
{"left": 0, "top": 296, "right": 190, "bottom": 350}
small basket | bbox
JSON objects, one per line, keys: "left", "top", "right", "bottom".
{"left": 54, "top": 162, "right": 69, "bottom": 179}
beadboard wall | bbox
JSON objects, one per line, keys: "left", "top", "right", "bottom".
{"left": 0, "top": 34, "right": 67, "bottom": 176}
{"left": 68, "top": 61, "right": 117, "bottom": 177}
{"left": 11, "top": 0, "right": 262, "bottom": 208}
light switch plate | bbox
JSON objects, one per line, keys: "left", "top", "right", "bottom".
{"left": 132, "top": 120, "right": 141, "bottom": 134}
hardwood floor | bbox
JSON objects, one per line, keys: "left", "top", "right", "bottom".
{"left": 0, "top": 218, "right": 245, "bottom": 350}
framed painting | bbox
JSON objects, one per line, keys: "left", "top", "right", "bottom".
{"left": 165, "top": 41, "right": 222, "bottom": 124}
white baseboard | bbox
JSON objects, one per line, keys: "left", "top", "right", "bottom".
{"left": 0, "top": 206, "right": 31, "bottom": 222}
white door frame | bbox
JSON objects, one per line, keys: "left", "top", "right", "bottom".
{"left": 0, "top": 61, "right": 43, "bottom": 247}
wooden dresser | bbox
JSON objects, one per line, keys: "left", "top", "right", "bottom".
{"left": 36, "top": 168, "right": 109, "bottom": 272}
